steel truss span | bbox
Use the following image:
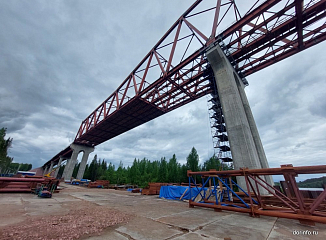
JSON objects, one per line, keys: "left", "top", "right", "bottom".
{"left": 47, "top": 0, "right": 326, "bottom": 164}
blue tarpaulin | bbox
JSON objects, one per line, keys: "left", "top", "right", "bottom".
{"left": 159, "top": 186, "right": 205, "bottom": 200}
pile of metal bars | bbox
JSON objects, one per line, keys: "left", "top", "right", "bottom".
{"left": 0, "top": 177, "right": 59, "bottom": 193}
{"left": 187, "top": 164, "right": 326, "bottom": 225}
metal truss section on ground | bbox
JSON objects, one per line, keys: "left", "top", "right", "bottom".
{"left": 187, "top": 164, "right": 326, "bottom": 225}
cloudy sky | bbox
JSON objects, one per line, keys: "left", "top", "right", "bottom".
{"left": 1, "top": 0, "right": 325, "bottom": 181}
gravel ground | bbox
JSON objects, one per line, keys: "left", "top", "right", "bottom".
{"left": 0, "top": 201, "right": 131, "bottom": 240}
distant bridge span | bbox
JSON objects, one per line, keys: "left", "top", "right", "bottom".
{"left": 43, "top": 0, "right": 326, "bottom": 180}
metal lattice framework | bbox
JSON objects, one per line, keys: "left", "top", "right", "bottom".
{"left": 47, "top": 0, "right": 326, "bottom": 164}
{"left": 188, "top": 164, "right": 326, "bottom": 225}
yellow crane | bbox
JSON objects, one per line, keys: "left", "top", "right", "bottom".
{"left": 44, "top": 163, "right": 63, "bottom": 178}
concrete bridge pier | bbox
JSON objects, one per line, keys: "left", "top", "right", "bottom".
{"left": 206, "top": 45, "right": 273, "bottom": 193}
{"left": 62, "top": 158, "right": 70, "bottom": 180}
{"left": 43, "top": 165, "right": 49, "bottom": 176}
{"left": 47, "top": 161, "right": 54, "bottom": 175}
{"left": 76, "top": 147, "right": 94, "bottom": 180}
{"left": 63, "top": 144, "right": 94, "bottom": 181}
{"left": 53, "top": 156, "right": 63, "bottom": 179}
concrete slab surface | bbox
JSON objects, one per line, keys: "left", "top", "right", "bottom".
{"left": 197, "top": 220, "right": 271, "bottom": 240}
{"left": 83, "top": 230, "right": 129, "bottom": 240}
{"left": 0, "top": 194, "right": 23, "bottom": 204}
{"left": 116, "top": 216, "right": 182, "bottom": 240}
{"left": 157, "top": 209, "right": 231, "bottom": 231}
{"left": 173, "top": 232, "right": 223, "bottom": 240}
{"left": 267, "top": 218, "right": 326, "bottom": 240}
{"left": 1, "top": 183, "right": 326, "bottom": 240}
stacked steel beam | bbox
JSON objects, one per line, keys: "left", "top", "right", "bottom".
{"left": 0, "top": 177, "right": 59, "bottom": 193}
{"left": 87, "top": 180, "right": 110, "bottom": 188}
{"left": 142, "top": 183, "right": 170, "bottom": 195}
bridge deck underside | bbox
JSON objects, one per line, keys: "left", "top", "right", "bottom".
{"left": 76, "top": 98, "right": 165, "bottom": 146}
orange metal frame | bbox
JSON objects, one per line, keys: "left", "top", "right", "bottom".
{"left": 187, "top": 164, "right": 326, "bottom": 225}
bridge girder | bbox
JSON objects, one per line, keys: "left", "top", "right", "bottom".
{"left": 45, "top": 0, "right": 326, "bottom": 167}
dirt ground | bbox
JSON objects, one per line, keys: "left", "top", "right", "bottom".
{"left": 0, "top": 184, "right": 325, "bottom": 240}
{"left": 0, "top": 189, "right": 130, "bottom": 240}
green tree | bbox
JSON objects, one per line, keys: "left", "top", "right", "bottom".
{"left": 20, "top": 163, "right": 32, "bottom": 171}
{"left": 186, "top": 147, "right": 199, "bottom": 172}
{"left": 129, "top": 158, "right": 140, "bottom": 185}
{"left": 179, "top": 164, "right": 188, "bottom": 183}
{"left": 85, "top": 155, "right": 99, "bottom": 181}
{"left": 203, "top": 154, "right": 221, "bottom": 171}
{"left": 72, "top": 162, "right": 80, "bottom": 178}
{"left": 116, "top": 161, "right": 126, "bottom": 184}
{"left": 58, "top": 164, "right": 65, "bottom": 178}
{"left": 168, "top": 154, "right": 178, "bottom": 183}
{"left": 104, "top": 162, "right": 115, "bottom": 182}
{"left": 101, "top": 159, "right": 107, "bottom": 171}
{"left": 158, "top": 157, "right": 168, "bottom": 182}
{"left": 0, "top": 128, "right": 13, "bottom": 173}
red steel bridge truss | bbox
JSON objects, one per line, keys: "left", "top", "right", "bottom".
{"left": 48, "top": 0, "right": 326, "bottom": 164}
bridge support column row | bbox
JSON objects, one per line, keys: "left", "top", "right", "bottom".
{"left": 63, "top": 144, "right": 94, "bottom": 181}
{"left": 206, "top": 45, "right": 273, "bottom": 193}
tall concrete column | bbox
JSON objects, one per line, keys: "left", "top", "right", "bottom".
{"left": 43, "top": 165, "right": 49, "bottom": 175}
{"left": 206, "top": 45, "right": 272, "bottom": 193}
{"left": 48, "top": 161, "right": 54, "bottom": 175}
{"left": 64, "top": 143, "right": 94, "bottom": 181}
{"left": 54, "top": 157, "right": 63, "bottom": 179}
{"left": 76, "top": 147, "right": 94, "bottom": 180}
{"left": 62, "top": 159, "right": 70, "bottom": 180}
{"left": 234, "top": 72, "right": 274, "bottom": 187}
{"left": 64, "top": 145, "right": 80, "bottom": 181}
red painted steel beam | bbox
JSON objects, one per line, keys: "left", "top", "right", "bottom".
{"left": 0, "top": 189, "right": 33, "bottom": 193}
{"left": 210, "top": 0, "right": 221, "bottom": 40}
{"left": 0, "top": 177, "right": 45, "bottom": 182}
{"left": 240, "top": 23, "right": 326, "bottom": 70}
{"left": 166, "top": 21, "right": 182, "bottom": 73}
{"left": 295, "top": 0, "right": 304, "bottom": 50}
{"left": 242, "top": 29, "right": 326, "bottom": 75}
{"left": 227, "top": 3, "right": 296, "bottom": 48}
{"left": 220, "top": 0, "right": 282, "bottom": 39}
{"left": 309, "top": 189, "right": 326, "bottom": 214}
{"left": 187, "top": 165, "right": 326, "bottom": 176}
{"left": 232, "top": 1, "right": 326, "bottom": 62}
{"left": 189, "top": 201, "right": 326, "bottom": 224}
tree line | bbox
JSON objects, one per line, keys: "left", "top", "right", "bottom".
{"left": 0, "top": 128, "right": 14, "bottom": 174}
{"left": 62, "top": 147, "right": 232, "bottom": 188}
{"left": 0, "top": 128, "right": 33, "bottom": 174}
{"left": 297, "top": 176, "right": 326, "bottom": 189}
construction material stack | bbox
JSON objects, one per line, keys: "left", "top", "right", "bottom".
{"left": 88, "top": 180, "right": 110, "bottom": 188}
{"left": 0, "top": 177, "right": 59, "bottom": 193}
{"left": 141, "top": 183, "right": 169, "bottom": 195}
